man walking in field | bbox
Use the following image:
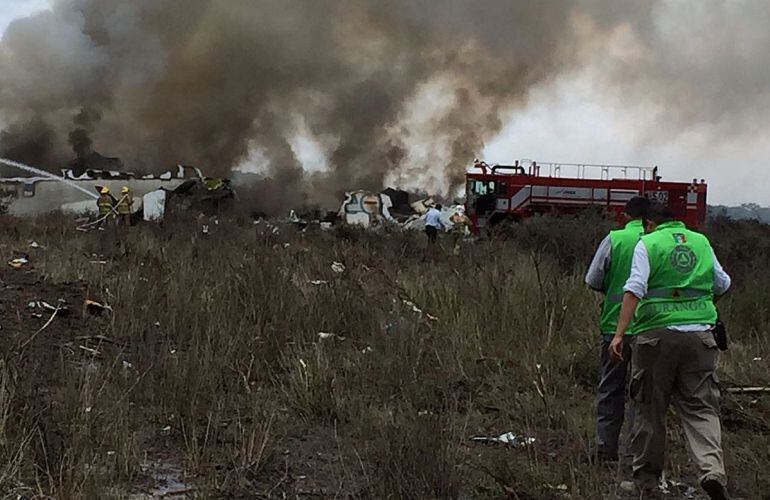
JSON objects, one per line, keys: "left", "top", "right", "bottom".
{"left": 423, "top": 204, "right": 444, "bottom": 244}
{"left": 586, "top": 196, "right": 649, "bottom": 463}
{"left": 610, "top": 202, "right": 731, "bottom": 499}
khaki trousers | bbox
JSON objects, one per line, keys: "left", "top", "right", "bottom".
{"left": 630, "top": 328, "right": 726, "bottom": 488}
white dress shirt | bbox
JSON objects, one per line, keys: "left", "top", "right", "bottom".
{"left": 585, "top": 235, "right": 611, "bottom": 291}
{"left": 423, "top": 208, "right": 444, "bottom": 229}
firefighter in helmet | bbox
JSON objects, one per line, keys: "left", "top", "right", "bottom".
{"left": 117, "top": 186, "right": 133, "bottom": 226}
{"left": 450, "top": 208, "right": 470, "bottom": 254}
{"left": 97, "top": 187, "right": 115, "bottom": 223}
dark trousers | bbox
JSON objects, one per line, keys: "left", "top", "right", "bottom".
{"left": 425, "top": 225, "right": 438, "bottom": 243}
{"left": 597, "top": 334, "right": 634, "bottom": 458}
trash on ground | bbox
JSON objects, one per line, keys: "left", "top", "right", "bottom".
{"left": 331, "top": 261, "right": 346, "bottom": 274}
{"left": 79, "top": 345, "right": 101, "bottom": 356}
{"left": 84, "top": 299, "right": 113, "bottom": 316}
{"left": 7, "top": 256, "right": 29, "bottom": 269}
{"left": 317, "top": 332, "right": 340, "bottom": 340}
{"left": 725, "top": 386, "right": 770, "bottom": 394}
{"left": 402, "top": 299, "right": 438, "bottom": 321}
{"left": 544, "top": 483, "right": 569, "bottom": 494}
{"left": 309, "top": 280, "right": 328, "bottom": 286}
{"left": 361, "top": 346, "right": 373, "bottom": 354}
{"left": 28, "top": 299, "right": 70, "bottom": 316}
{"left": 753, "top": 357, "right": 762, "bottom": 361}
{"left": 658, "top": 477, "right": 698, "bottom": 498}
{"left": 29, "top": 241, "right": 43, "bottom": 249}
{"left": 469, "top": 432, "right": 536, "bottom": 447}
{"left": 122, "top": 360, "right": 134, "bottom": 370}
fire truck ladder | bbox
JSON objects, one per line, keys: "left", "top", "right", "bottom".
{"left": 520, "top": 160, "right": 655, "bottom": 181}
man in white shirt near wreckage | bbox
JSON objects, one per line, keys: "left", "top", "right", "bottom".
{"left": 609, "top": 202, "right": 732, "bottom": 500}
{"left": 423, "top": 204, "right": 444, "bottom": 244}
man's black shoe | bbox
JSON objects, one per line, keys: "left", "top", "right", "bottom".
{"left": 702, "top": 478, "right": 730, "bottom": 500}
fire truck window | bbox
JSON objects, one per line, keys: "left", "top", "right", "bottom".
{"left": 474, "top": 180, "right": 488, "bottom": 195}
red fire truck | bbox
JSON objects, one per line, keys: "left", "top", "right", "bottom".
{"left": 466, "top": 159, "right": 707, "bottom": 233}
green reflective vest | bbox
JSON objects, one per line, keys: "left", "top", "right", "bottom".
{"left": 633, "top": 221, "right": 717, "bottom": 333}
{"left": 599, "top": 219, "right": 644, "bottom": 334}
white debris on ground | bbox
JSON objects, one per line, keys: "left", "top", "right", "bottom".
{"left": 469, "top": 432, "right": 536, "bottom": 447}
{"left": 331, "top": 262, "right": 346, "bottom": 274}
{"left": 402, "top": 299, "right": 438, "bottom": 321}
{"left": 126, "top": 457, "right": 194, "bottom": 500}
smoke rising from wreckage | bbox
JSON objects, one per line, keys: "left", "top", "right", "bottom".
{"left": 3, "top": 1, "right": 770, "bottom": 211}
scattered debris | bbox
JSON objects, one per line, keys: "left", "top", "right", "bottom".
{"left": 317, "top": 332, "right": 337, "bottom": 340}
{"left": 726, "top": 386, "right": 770, "bottom": 394}
{"left": 28, "top": 299, "right": 70, "bottom": 316}
{"left": 402, "top": 299, "right": 438, "bottom": 321}
{"left": 753, "top": 357, "right": 762, "bottom": 361}
{"left": 309, "top": 280, "right": 329, "bottom": 286}
{"left": 339, "top": 190, "right": 396, "bottom": 228}
{"left": 84, "top": 299, "right": 113, "bottom": 316}
{"left": 79, "top": 345, "right": 101, "bottom": 356}
{"left": 7, "top": 256, "right": 29, "bottom": 269}
{"left": 123, "top": 360, "right": 135, "bottom": 370}
{"left": 658, "top": 477, "right": 699, "bottom": 498}
{"left": 469, "top": 432, "right": 536, "bottom": 447}
{"left": 544, "top": 483, "right": 569, "bottom": 496}
{"left": 29, "top": 241, "right": 43, "bottom": 249}
{"left": 361, "top": 346, "right": 373, "bottom": 354}
{"left": 331, "top": 261, "right": 346, "bottom": 274}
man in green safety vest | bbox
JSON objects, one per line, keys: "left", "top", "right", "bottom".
{"left": 610, "top": 202, "right": 732, "bottom": 500}
{"left": 586, "top": 196, "right": 649, "bottom": 463}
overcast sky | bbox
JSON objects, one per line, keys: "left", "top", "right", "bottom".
{"left": 1, "top": 1, "right": 767, "bottom": 206}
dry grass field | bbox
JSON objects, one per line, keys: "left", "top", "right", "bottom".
{"left": 0, "top": 212, "right": 768, "bottom": 499}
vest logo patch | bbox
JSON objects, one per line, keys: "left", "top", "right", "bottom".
{"left": 670, "top": 245, "right": 697, "bottom": 273}
{"left": 672, "top": 233, "right": 687, "bottom": 244}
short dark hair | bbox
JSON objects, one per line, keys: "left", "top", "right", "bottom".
{"left": 644, "top": 201, "right": 676, "bottom": 224}
{"left": 435, "top": 204, "right": 443, "bottom": 210}
{"left": 624, "top": 196, "right": 650, "bottom": 218}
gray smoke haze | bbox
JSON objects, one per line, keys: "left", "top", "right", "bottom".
{"left": 1, "top": 1, "right": 768, "bottom": 212}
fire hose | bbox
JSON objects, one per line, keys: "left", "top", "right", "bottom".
{"left": 76, "top": 193, "right": 130, "bottom": 231}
